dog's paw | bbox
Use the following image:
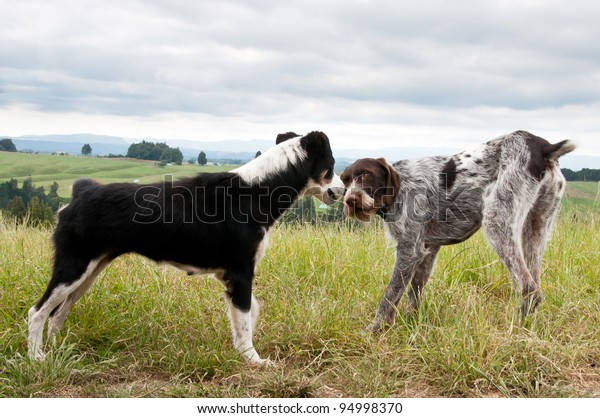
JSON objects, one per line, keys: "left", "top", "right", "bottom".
{"left": 365, "top": 320, "right": 384, "bottom": 334}
{"left": 519, "top": 289, "right": 543, "bottom": 322}
{"left": 28, "top": 349, "right": 46, "bottom": 362}
{"left": 249, "top": 357, "right": 276, "bottom": 368}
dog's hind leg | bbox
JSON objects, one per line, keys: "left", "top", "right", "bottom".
{"left": 47, "top": 255, "right": 113, "bottom": 338}
{"left": 28, "top": 254, "right": 106, "bottom": 360}
{"left": 521, "top": 176, "right": 565, "bottom": 299}
{"left": 483, "top": 168, "right": 542, "bottom": 320}
{"left": 406, "top": 245, "right": 440, "bottom": 313}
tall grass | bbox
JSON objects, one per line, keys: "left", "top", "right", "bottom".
{"left": 1, "top": 205, "right": 598, "bottom": 397}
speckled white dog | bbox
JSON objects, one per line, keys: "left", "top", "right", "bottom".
{"left": 341, "top": 131, "right": 575, "bottom": 331}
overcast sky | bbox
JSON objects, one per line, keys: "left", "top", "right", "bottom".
{"left": 1, "top": 0, "right": 599, "bottom": 155}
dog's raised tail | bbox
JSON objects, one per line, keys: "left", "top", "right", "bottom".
{"left": 544, "top": 140, "right": 576, "bottom": 161}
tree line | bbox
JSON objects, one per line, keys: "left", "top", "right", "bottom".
{"left": 0, "top": 138, "right": 17, "bottom": 152}
{"left": 0, "top": 178, "right": 68, "bottom": 226}
{"left": 126, "top": 141, "right": 183, "bottom": 165}
{"left": 561, "top": 168, "right": 600, "bottom": 182}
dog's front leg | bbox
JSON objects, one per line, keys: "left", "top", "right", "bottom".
{"left": 228, "top": 300, "right": 262, "bottom": 363}
{"left": 223, "top": 270, "right": 270, "bottom": 365}
{"left": 367, "top": 246, "right": 421, "bottom": 333}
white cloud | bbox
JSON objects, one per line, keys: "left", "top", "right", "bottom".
{"left": 0, "top": 0, "right": 599, "bottom": 157}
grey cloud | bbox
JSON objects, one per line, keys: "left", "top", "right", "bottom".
{"left": 1, "top": 0, "right": 599, "bottom": 119}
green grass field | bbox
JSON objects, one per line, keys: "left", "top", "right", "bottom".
{"left": 1, "top": 151, "right": 598, "bottom": 206}
{"left": 0, "top": 152, "right": 599, "bottom": 397}
{"left": 562, "top": 181, "right": 600, "bottom": 211}
{"left": 0, "top": 152, "right": 236, "bottom": 198}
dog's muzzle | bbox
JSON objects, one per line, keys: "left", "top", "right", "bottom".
{"left": 325, "top": 186, "right": 345, "bottom": 203}
{"left": 317, "top": 174, "right": 346, "bottom": 205}
{"left": 343, "top": 189, "right": 376, "bottom": 222}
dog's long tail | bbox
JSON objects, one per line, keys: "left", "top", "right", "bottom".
{"left": 544, "top": 140, "right": 576, "bottom": 161}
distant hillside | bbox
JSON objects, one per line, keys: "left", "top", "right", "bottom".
{"left": 11, "top": 133, "right": 127, "bottom": 155}
{"left": 9, "top": 133, "right": 272, "bottom": 162}
{"left": 3, "top": 133, "right": 598, "bottom": 170}
{"left": 0, "top": 152, "right": 237, "bottom": 198}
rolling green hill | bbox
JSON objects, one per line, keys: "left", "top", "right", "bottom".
{"left": 0, "top": 151, "right": 598, "bottom": 212}
{"left": 562, "top": 181, "right": 600, "bottom": 212}
{"left": 0, "top": 152, "right": 236, "bottom": 198}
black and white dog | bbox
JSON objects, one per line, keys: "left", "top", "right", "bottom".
{"left": 28, "top": 131, "right": 344, "bottom": 364}
{"left": 341, "top": 131, "right": 575, "bottom": 331}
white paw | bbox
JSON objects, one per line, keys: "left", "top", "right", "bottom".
{"left": 249, "top": 357, "right": 276, "bottom": 368}
{"left": 29, "top": 349, "right": 46, "bottom": 361}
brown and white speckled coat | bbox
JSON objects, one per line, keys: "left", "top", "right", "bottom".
{"left": 342, "top": 131, "right": 576, "bottom": 331}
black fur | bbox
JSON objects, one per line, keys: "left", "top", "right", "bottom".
{"left": 440, "top": 159, "right": 457, "bottom": 190}
{"left": 38, "top": 132, "right": 333, "bottom": 309}
{"left": 276, "top": 131, "right": 300, "bottom": 145}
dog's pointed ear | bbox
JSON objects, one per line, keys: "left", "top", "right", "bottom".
{"left": 376, "top": 158, "right": 400, "bottom": 209}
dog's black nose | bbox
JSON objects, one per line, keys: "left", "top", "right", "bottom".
{"left": 326, "top": 187, "right": 345, "bottom": 200}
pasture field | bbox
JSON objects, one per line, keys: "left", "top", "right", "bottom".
{"left": 0, "top": 203, "right": 599, "bottom": 398}
{"left": 0, "top": 151, "right": 598, "bottom": 397}
{"left": 0, "top": 150, "right": 597, "bottom": 205}
{"left": 562, "top": 181, "right": 600, "bottom": 211}
{"left": 0, "top": 152, "right": 236, "bottom": 198}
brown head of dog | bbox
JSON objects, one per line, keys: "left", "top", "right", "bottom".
{"left": 340, "top": 158, "right": 401, "bottom": 222}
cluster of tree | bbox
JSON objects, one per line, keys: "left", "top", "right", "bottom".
{"left": 126, "top": 141, "right": 183, "bottom": 165}
{"left": 81, "top": 143, "right": 92, "bottom": 155}
{"left": 198, "top": 151, "right": 207, "bottom": 166}
{"left": 561, "top": 168, "right": 600, "bottom": 182}
{"left": 0, "top": 178, "right": 68, "bottom": 226}
{"left": 0, "top": 138, "right": 17, "bottom": 152}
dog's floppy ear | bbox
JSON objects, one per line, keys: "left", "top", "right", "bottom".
{"left": 376, "top": 158, "right": 400, "bottom": 209}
